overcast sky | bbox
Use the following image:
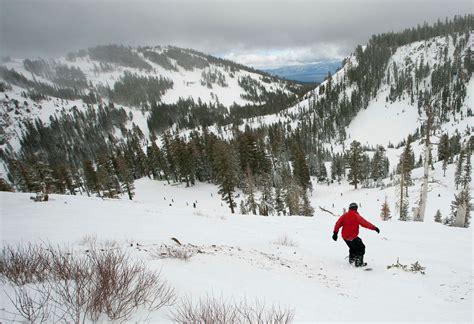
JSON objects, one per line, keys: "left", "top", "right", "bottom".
{"left": 0, "top": 0, "right": 471, "bottom": 68}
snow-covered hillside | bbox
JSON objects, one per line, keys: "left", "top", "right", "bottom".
{"left": 2, "top": 46, "right": 293, "bottom": 108}
{"left": 1, "top": 159, "right": 472, "bottom": 322}
{"left": 235, "top": 33, "right": 472, "bottom": 147}
{"left": 0, "top": 45, "right": 299, "bottom": 158}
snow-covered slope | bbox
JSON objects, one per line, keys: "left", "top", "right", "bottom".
{"left": 1, "top": 160, "right": 472, "bottom": 322}
{"left": 0, "top": 45, "right": 299, "bottom": 158}
{"left": 345, "top": 34, "right": 473, "bottom": 147}
{"left": 344, "top": 89, "right": 419, "bottom": 146}
{"left": 1, "top": 46, "right": 294, "bottom": 108}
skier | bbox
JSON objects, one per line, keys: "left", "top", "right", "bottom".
{"left": 332, "top": 202, "right": 380, "bottom": 267}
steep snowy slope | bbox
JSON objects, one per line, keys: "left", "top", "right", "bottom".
{"left": 235, "top": 33, "right": 472, "bottom": 145}
{"left": 345, "top": 34, "right": 473, "bottom": 147}
{"left": 1, "top": 160, "right": 472, "bottom": 322}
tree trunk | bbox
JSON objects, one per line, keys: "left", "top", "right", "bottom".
{"left": 415, "top": 104, "right": 433, "bottom": 222}
{"left": 454, "top": 202, "right": 467, "bottom": 227}
{"left": 399, "top": 172, "right": 404, "bottom": 220}
{"left": 414, "top": 145, "right": 430, "bottom": 222}
{"left": 227, "top": 191, "right": 235, "bottom": 214}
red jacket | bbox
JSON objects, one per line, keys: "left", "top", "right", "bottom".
{"left": 333, "top": 209, "right": 377, "bottom": 241}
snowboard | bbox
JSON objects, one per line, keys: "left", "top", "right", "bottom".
{"left": 357, "top": 263, "right": 372, "bottom": 271}
{"left": 348, "top": 259, "right": 372, "bottom": 271}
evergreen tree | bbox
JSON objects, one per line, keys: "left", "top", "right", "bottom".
{"left": 300, "top": 190, "right": 314, "bottom": 216}
{"left": 396, "top": 192, "right": 410, "bottom": 221}
{"left": 96, "top": 155, "right": 120, "bottom": 198}
{"left": 454, "top": 149, "right": 465, "bottom": 190}
{"left": 10, "top": 160, "right": 36, "bottom": 192}
{"left": 189, "top": 131, "right": 211, "bottom": 182}
{"left": 243, "top": 169, "right": 258, "bottom": 215}
{"left": 291, "top": 144, "right": 311, "bottom": 190}
{"left": 52, "top": 164, "right": 76, "bottom": 195}
{"left": 461, "top": 150, "right": 471, "bottom": 189}
{"left": 285, "top": 179, "right": 302, "bottom": 216}
{"left": 438, "top": 133, "right": 450, "bottom": 177}
{"left": 347, "top": 140, "right": 364, "bottom": 189}
{"left": 317, "top": 162, "right": 328, "bottom": 182}
{"left": 396, "top": 138, "right": 412, "bottom": 222}
{"left": 258, "top": 174, "right": 275, "bottom": 216}
{"left": 213, "top": 141, "right": 239, "bottom": 214}
{"left": 434, "top": 209, "right": 442, "bottom": 223}
{"left": 172, "top": 135, "right": 194, "bottom": 187}
{"left": 83, "top": 159, "right": 99, "bottom": 196}
{"left": 371, "top": 146, "right": 389, "bottom": 185}
{"left": 162, "top": 131, "right": 178, "bottom": 182}
{"left": 114, "top": 151, "right": 135, "bottom": 200}
{"left": 380, "top": 196, "right": 391, "bottom": 221}
{"left": 127, "top": 127, "right": 150, "bottom": 179}
{"left": 450, "top": 148, "right": 473, "bottom": 228}
{"left": 33, "top": 160, "right": 55, "bottom": 196}
{"left": 398, "top": 136, "right": 415, "bottom": 194}
{"left": 274, "top": 186, "right": 286, "bottom": 216}
{"left": 331, "top": 153, "right": 344, "bottom": 182}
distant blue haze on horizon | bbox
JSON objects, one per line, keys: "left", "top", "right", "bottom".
{"left": 263, "top": 60, "right": 341, "bottom": 83}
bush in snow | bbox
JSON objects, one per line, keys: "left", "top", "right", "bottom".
{"left": 0, "top": 243, "right": 51, "bottom": 285}
{"left": 272, "top": 235, "right": 298, "bottom": 247}
{"left": 149, "top": 244, "right": 196, "bottom": 261}
{"left": 0, "top": 177, "right": 13, "bottom": 192}
{"left": 387, "top": 258, "right": 426, "bottom": 275}
{"left": 0, "top": 243, "right": 176, "bottom": 323}
{"left": 171, "top": 295, "right": 294, "bottom": 324}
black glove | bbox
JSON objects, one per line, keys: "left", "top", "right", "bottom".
{"left": 332, "top": 232, "right": 338, "bottom": 241}
{"left": 375, "top": 227, "right": 380, "bottom": 234}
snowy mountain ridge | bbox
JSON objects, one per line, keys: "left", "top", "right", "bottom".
{"left": 0, "top": 45, "right": 305, "bottom": 178}
{"left": 3, "top": 45, "right": 297, "bottom": 107}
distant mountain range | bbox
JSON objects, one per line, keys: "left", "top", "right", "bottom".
{"left": 263, "top": 60, "right": 341, "bottom": 83}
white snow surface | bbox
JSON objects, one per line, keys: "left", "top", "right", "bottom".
{"left": 344, "top": 89, "right": 420, "bottom": 147}
{"left": 1, "top": 162, "right": 472, "bottom": 323}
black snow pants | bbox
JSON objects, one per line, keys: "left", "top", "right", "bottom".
{"left": 344, "top": 237, "right": 365, "bottom": 265}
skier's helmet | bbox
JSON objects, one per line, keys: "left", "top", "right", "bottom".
{"left": 349, "top": 202, "right": 358, "bottom": 210}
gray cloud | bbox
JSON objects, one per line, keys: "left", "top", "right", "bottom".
{"left": 0, "top": 0, "right": 471, "bottom": 67}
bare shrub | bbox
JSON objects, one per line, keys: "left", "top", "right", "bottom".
{"left": 272, "top": 235, "right": 298, "bottom": 247}
{"left": 47, "top": 261, "right": 93, "bottom": 324}
{"left": 87, "top": 248, "right": 176, "bottom": 321}
{"left": 149, "top": 245, "right": 196, "bottom": 261}
{"left": 1, "top": 243, "right": 176, "bottom": 323}
{"left": 4, "top": 282, "right": 53, "bottom": 323}
{"left": 387, "top": 258, "right": 426, "bottom": 275}
{"left": 0, "top": 243, "right": 50, "bottom": 285}
{"left": 239, "top": 300, "right": 294, "bottom": 323}
{"left": 77, "top": 235, "right": 118, "bottom": 251}
{"left": 171, "top": 295, "right": 295, "bottom": 324}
